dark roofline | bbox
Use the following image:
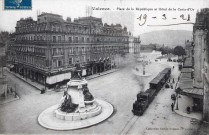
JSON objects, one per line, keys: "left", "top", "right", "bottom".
{"left": 77, "top": 16, "right": 102, "bottom": 21}
{"left": 38, "top": 13, "right": 62, "bottom": 17}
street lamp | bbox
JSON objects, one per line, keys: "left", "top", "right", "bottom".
{"left": 176, "top": 93, "right": 179, "bottom": 110}
{"left": 175, "top": 87, "right": 181, "bottom": 110}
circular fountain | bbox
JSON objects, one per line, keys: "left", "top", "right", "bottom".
{"left": 133, "top": 55, "right": 152, "bottom": 77}
{"left": 38, "top": 65, "right": 113, "bottom": 130}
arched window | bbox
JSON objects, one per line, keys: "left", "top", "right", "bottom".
{"left": 53, "top": 36, "right": 56, "bottom": 43}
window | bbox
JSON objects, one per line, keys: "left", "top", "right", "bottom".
{"left": 87, "top": 38, "right": 89, "bottom": 43}
{"left": 76, "top": 47, "right": 78, "bottom": 54}
{"left": 69, "top": 37, "right": 72, "bottom": 43}
{"left": 75, "top": 37, "right": 78, "bottom": 43}
{"left": 53, "top": 60, "right": 57, "bottom": 67}
{"left": 58, "top": 36, "right": 61, "bottom": 42}
{"left": 81, "top": 47, "right": 84, "bottom": 54}
{"left": 81, "top": 37, "right": 84, "bottom": 43}
{"left": 73, "top": 48, "right": 76, "bottom": 54}
{"left": 58, "top": 60, "right": 62, "bottom": 67}
{"left": 58, "top": 48, "right": 62, "bottom": 55}
{"left": 42, "top": 49, "right": 45, "bottom": 55}
{"left": 81, "top": 56, "right": 85, "bottom": 62}
{"left": 53, "top": 48, "right": 57, "bottom": 55}
{"left": 69, "top": 47, "right": 72, "bottom": 54}
{"left": 53, "top": 36, "right": 56, "bottom": 43}
{"left": 69, "top": 58, "right": 73, "bottom": 64}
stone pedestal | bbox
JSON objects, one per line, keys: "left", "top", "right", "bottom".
{"left": 38, "top": 99, "right": 113, "bottom": 130}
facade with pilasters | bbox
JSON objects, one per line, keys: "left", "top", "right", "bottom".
{"left": 193, "top": 8, "right": 209, "bottom": 122}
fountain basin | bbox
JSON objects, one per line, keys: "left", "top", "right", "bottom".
{"left": 137, "top": 73, "right": 152, "bottom": 77}
{"left": 38, "top": 99, "right": 113, "bottom": 130}
{"left": 54, "top": 104, "right": 102, "bottom": 121}
{"left": 132, "top": 69, "right": 152, "bottom": 77}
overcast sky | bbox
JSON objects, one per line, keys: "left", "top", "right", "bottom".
{"left": 0, "top": 0, "right": 208, "bottom": 35}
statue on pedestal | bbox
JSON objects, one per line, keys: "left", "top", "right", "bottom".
{"left": 83, "top": 84, "right": 94, "bottom": 101}
{"left": 59, "top": 90, "right": 78, "bottom": 113}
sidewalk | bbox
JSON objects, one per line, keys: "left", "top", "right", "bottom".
{"left": 0, "top": 93, "right": 20, "bottom": 105}
{"left": 171, "top": 65, "right": 202, "bottom": 121}
{"left": 86, "top": 68, "right": 119, "bottom": 80}
{"left": 6, "top": 68, "right": 119, "bottom": 91}
{"left": 174, "top": 95, "right": 202, "bottom": 121}
{"left": 5, "top": 68, "right": 44, "bottom": 91}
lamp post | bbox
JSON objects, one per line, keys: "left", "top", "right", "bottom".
{"left": 141, "top": 56, "right": 147, "bottom": 75}
{"left": 176, "top": 93, "right": 179, "bottom": 110}
{"left": 175, "top": 87, "right": 181, "bottom": 110}
{"left": 44, "top": 75, "right": 46, "bottom": 90}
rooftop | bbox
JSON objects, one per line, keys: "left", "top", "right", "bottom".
{"left": 180, "top": 88, "right": 203, "bottom": 99}
{"left": 160, "top": 68, "right": 171, "bottom": 74}
{"left": 149, "top": 74, "right": 165, "bottom": 85}
{"left": 183, "top": 57, "right": 193, "bottom": 68}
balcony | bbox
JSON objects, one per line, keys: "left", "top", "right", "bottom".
{"left": 15, "top": 39, "right": 130, "bottom": 45}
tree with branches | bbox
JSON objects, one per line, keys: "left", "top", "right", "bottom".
{"left": 173, "top": 46, "right": 186, "bottom": 59}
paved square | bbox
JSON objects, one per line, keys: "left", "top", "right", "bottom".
{"left": 0, "top": 52, "right": 198, "bottom": 134}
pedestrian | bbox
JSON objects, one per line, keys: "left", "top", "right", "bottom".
{"left": 10, "top": 87, "right": 13, "bottom": 93}
{"left": 171, "top": 84, "right": 173, "bottom": 89}
{"left": 173, "top": 66, "right": 174, "bottom": 69}
{"left": 187, "top": 106, "right": 190, "bottom": 114}
{"left": 14, "top": 91, "right": 17, "bottom": 98}
{"left": 173, "top": 78, "right": 175, "bottom": 83}
{"left": 171, "top": 103, "right": 174, "bottom": 111}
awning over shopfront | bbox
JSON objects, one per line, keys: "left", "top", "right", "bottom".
{"left": 180, "top": 88, "right": 203, "bottom": 99}
{"left": 181, "top": 68, "right": 193, "bottom": 73}
{"left": 183, "top": 57, "right": 193, "bottom": 68}
{"left": 178, "top": 80, "right": 193, "bottom": 89}
{"left": 177, "top": 72, "right": 203, "bottom": 99}
{"left": 178, "top": 80, "right": 193, "bottom": 90}
{"left": 46, "top": 72, "right": 71, "bottom": 85}
{"left": 180, "top": 72, "right": 192, "bottom": 80}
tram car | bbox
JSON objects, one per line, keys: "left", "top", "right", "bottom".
{"left": 132, "top": 89, "right": 156, "bottom": 116}
{"left": 160, "top": 68, "right": 171, "bottom": 81}
{"left": 132, "top": 67, "right": 171, "bottom": 116}
{"left": 149, "top": 74, "right": 166, "bottom": 92}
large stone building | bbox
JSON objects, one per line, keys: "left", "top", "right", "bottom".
{"left": 128, "top": 36, "right": 141, "bottom": 55}
{"left": 8, "top": 13, "right": 131, "bottom": 88}
{"left": 177, "top": 40, "right": 203, "bottom": 114}
{"left": 193, "top": 8, "right": 209, "bottom": 122}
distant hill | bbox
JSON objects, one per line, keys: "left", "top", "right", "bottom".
{"left": 139, "top": 30, "right": 193, "bottom": 47}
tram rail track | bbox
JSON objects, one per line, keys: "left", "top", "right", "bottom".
{"left": 119, "top": 115, "right": 139, "bottom": 135}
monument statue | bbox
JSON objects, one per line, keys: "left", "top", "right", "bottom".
{"left": 59, "top": 91, "right": 78, "bottom": 113}
{"left": 54, "top": 63, "right": 102, "bottom": 119}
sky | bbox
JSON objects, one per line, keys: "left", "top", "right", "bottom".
{"left": 0, "top": 0, "right": 209, "bottom": 35}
